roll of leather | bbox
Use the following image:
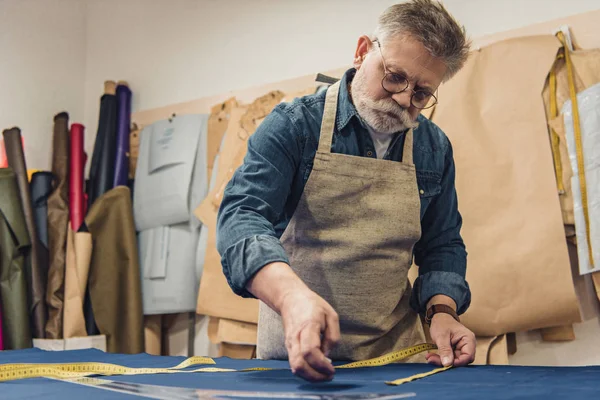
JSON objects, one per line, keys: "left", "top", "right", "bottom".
{"left": 0, "top": 303, "right": 4, "bottom": 350}
{"left": 85, "top": 186, "right": 144, "bottom": 353}
{"left": 87, "top": 81, "right": 118, "bottom": 209}
{"left": 30, "top": 171, "right": 53, "bottom": 249}
{"left": 2, "top": 128, "right": 47, "bottom": 339}
{"left": 113, "top": 83, "right": 132, "bottom": 187}
{"left": 0, "top": 168, "right": 33, "bottom": 349}
{"left": 85, "top": 82, "right": 118, "bottom": 335}
{"left": 29, "top": 171, "right": 52, "bottom": 336}
{"left": 45, "top": 112, "right": 70, "bottom": 339}
{"left": 69, "top": 123, "right": 86, "bottom": 231}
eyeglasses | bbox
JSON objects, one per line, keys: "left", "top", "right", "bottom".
{"left": 372, "top": 39, "right": 438, "bottom": 110}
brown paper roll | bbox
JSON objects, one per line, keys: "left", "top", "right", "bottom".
{"left": 144, "top": 315, "right": 162, "bottom": 355}
{"left": 2, "top": 127, "right": 47, "bottom": 339}
{"left": 62, "top": 229, "right": 93, "bottom": 338}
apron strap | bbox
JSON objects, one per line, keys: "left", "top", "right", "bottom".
{"left": 317, "top": 81, "right": 341, "bottom": 154}
{"left": 403, "top": 129, "right": 414, "bottom": 165}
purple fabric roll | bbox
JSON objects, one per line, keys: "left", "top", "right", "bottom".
{"left": 113, "top": 84, "right": 132, "bottom": 187}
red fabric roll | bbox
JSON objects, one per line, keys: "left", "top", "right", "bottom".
{"left": 69, "top": 123, "right": 86, "bottom": 231}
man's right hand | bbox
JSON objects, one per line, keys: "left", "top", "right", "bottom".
{"left": 246, "top": 262, "right": 341, "bottom": 382}
{"left": 280, "top": 288, "right": 340, "bottom": 381}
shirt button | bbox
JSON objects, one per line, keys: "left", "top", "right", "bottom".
{"left": 367, "top": 151, "right": 373, "bottom": 157}
{"left": 419, "top": 189, "right": 425, "bottom": 195}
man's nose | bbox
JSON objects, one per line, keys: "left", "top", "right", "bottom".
{"left": 391, "top": 90, "right": 412, "bottom": 109}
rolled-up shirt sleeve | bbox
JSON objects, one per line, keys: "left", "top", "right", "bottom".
{"left": 410, "top": 139, "right": 471, "bottom": 315}
{"left": 216, "top": 105, "right": 302, "bottom": 298}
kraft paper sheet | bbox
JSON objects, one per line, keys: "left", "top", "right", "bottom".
{"left": 429, "top": 35, "right": 581, "bottom": 337}
{"left": 196, "top": 91, "right": 286, "bottom": 323}
{"left": 62, "top": 228, "right": 93, "bottom": 338}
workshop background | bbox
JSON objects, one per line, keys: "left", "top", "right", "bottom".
{"left": 1, "top": 0, "right": 599, "bottom": 369}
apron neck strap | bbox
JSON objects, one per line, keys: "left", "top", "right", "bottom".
{"left": 317, "top": 81, "right": 341, "bottom": 153}
{"left": 403, "top": 129, "right": 414, "bottom": 165}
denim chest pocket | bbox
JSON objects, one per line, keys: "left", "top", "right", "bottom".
{"left": 416, "top": 171, "right": 442, "bottom": 218}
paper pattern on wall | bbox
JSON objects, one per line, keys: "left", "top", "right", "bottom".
{"left": 430, "top": 35, "right": 581, "bottom": 336}
{"left": 195, "top": 91, "right": 286, "bottom": 323}
{"left": 562, "top": 82, "right": 600, "bottom": 274}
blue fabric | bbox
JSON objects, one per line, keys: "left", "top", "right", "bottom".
{"left": 1, "top": 348, "right": 599, "bottom": 399}
{"left": 217, "top": 68, "right": 471, "bottom": 315}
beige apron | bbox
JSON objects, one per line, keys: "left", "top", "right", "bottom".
{"left": 257, "top": 81, "right": 426, "bottom": 361}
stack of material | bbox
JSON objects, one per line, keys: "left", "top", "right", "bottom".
{"left": 0, "top": 80, "right": 143, "bottom": 354}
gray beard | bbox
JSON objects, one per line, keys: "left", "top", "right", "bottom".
{"left": 350, "top": 72, "right": 419, "bottom": 134}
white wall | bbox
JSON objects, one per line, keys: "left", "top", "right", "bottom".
{"left": 2, "top": 0, "right": 600, "bottom": 365}
{"left": 0, "top": 0, "right": 87, "bottom": 170}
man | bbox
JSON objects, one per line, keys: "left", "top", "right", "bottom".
{"left": 216, "top": 0, "right": 476, "bottom": 382}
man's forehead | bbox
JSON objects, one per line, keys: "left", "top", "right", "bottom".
{"left": 382, "top": 37, "right": 446, "bottom": 84}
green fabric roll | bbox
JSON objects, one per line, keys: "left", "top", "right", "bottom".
{"left": 0, "top": 168, "right": 33, "bottom": 349}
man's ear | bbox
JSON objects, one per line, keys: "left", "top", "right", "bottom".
{"left": 353, "top": 35, "right": 371, "bottom": 69}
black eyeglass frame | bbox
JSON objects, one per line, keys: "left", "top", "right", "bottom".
{"left": 372, "top": 38, "right": 438, "bottom": 110}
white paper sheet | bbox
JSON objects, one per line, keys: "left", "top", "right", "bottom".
{"left": 139, "top": 223, "right": 201, "bottom": 315}
{"left": 562, "top": 82, "right": 600, "bottom": 274}
{"left": 134, "top": 114, "right": 209, "bottom": 231}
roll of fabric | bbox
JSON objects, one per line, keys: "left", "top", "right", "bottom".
{"left": 70, "top": 123, "right": 86, "bottom": 231}
{"left": 87, "top": 81, "right": 118, "bottom": 209}
{"left": 0, "top": 168, "right": 33, "bottom": 349}
{"left": 30, "top": 171, "right": 53, "bottom": 249}
{"left": 113, "top": 82, "right": 132, "bottom": 187}
{"left": 2, "top": 127, "right": 47, "bottom": 339}
{"left": 85, "top": 81, "right": 118, "bottom": 336}
{"left": 45, "top": 112, "right": 70, "bottom": 339}
{"left": 0, "top": 303, "right": 4, "bottom": 350}
{"left": 29, "top": 170, "right": 53, "bottom": 334}
{"left": 85, "top": 186, "right": 144, "bottom": 353}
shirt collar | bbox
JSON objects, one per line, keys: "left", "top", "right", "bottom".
{"left": 335, "top": 68, "right": 361, "bottom": 131}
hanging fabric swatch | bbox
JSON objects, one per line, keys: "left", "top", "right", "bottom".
{"left": 45, "top": 112, "right": 70, "bottom": 339}
{"left": 2, "top": 127, "right": 47, "bottom": 339}
{"left": 113, "top": 82, "right": 132, "bottom": 187}
{"left": 0, "top": 168, "right": 33, "bottom": 349}
{"left": 85, "top": 186, "right": 144, "bottom": 353}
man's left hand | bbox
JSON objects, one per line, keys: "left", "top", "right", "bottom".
{"left": 426, "top": 313, "right": 476, "bottom": 367}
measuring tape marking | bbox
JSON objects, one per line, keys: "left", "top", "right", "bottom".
{"left": 0, "top": 343, "right": 439, "bottom": 383}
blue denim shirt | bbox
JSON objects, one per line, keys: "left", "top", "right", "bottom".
{"left": 216, "top": 68, "right": 471, "bottom": 315}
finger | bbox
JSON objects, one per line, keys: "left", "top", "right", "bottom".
{"left": 300, "top": 323, "right": 335, "bottom": 376}
{"left": 434, "top": 332, "right": 454, "bottom": 367}
{"left": 426, "top": 353, "right": 442, "bottom": 366}
{"left": 290, "top": 330, "right": 332, "bottom": 382}
{"left": 453, "top": 336, "right": 476, "bottom": 367}
{"left": 322, "top": 310, "right": 340, "bottom": 357}
{"left": 291, "top": 354, "right": 333, "bottom": 382}
{"left": 453, "top": 352, "right": 474, "bottom": 367}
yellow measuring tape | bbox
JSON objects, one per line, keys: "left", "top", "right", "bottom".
{"left": 556, "top": 30, "right": 594, "bottom": 268}
{"left": 548, "top": 59, "right": 565, "bottom": 194}
{"left": 0, "top": 343, "right": 446, "bottom": 386}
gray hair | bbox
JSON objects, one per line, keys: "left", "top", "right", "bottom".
{"left": 373, "top": 0, "right": 471, "bottom": 81}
